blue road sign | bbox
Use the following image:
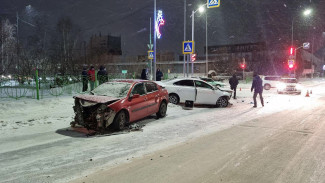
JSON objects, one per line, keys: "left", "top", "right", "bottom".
{"left": 207, "top": 0, "right": 220, "bottom": 8}
{"left": 148, "top": 50, "right": 154, "bottom": 59}
{"left": 183, "top": 41, "right": 194, "bottom": 54}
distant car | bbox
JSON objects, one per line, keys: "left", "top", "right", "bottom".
{"left": 161, "top": 78, "right": 231, "bottom": 107}
{"left": 72, "top": 80, "right": 169, "bottom": 131}
{"left": 276, "top": 78, "right": 302, "bottom": 95}
{"left": 262, "top": 76, "right": 281, "bottom": 90}
{"left": 196, "top": 77, "right": 226, "bottom": 87}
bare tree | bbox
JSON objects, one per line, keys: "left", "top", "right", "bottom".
{"left": 0, "top": 19, "right": 17, "bottom": 75}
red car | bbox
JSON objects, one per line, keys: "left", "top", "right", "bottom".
{"left": 72, "top": 80, "right": 168, "bottom": 131}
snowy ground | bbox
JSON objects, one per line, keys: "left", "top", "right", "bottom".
{"left": 0, "top": 78, "right": 325, "bottom": 183}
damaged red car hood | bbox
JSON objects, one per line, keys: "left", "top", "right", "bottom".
{"left": 75, "top": 94, "right": 120, "bottom": 103}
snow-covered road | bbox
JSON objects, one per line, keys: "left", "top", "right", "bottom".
{"left": 1, "top": 79, "right": 324, "bottom": 183}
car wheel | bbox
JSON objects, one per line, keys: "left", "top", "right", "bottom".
{"left": 169, "top": 94, "right": 179, "bottom": 104}
{"left": 216, "top": 84, "right": 221, "bottom": 87}
{"left": 156, "top": 101, "right": 167, "bottom": 118}
{"left": 216, "top": 97, "right": 228, "bottom": 108}
{"left": 112, "top": 111, "right": 127, "bottom": 130}
{"left": 264, "top": 84, "right": 271, "bottom": 90}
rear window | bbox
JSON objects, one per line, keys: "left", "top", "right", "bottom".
{"left": 281, "top": 79, "right": 297, "bottom": 83}
{"left": 264, "top": 77, "right": 280, "bottom": 81}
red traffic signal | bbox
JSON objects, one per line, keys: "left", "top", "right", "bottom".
{"left": 191, "top": 54, "right": 197, "bottom": 62}
{"left": 240, "top": 63, "right": 246, "bottom": 69}
{"left": 289, "top": 47, "right": 294, "bottom": 55}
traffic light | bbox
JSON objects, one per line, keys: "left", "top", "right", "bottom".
{"left": 289, "top": 47, "right": 294, "bottom": 55}
{"left": 191, "top": 54, "right": 197, "bottom": 62}
{"left": 288, "top": 59, "right": 294, "bottom": 69}
{"left": 288, "top": 63, "right": 294, "bottom": 69}
{"left": 240, "top": 63, "right": 246, "bottom": 69}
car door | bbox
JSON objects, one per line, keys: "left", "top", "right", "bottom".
{"left": 128, "top": 83, "right": 148, "bottom": 122}
{"left": 173, "top": 79, "right": 196, "bottom": 103}
{"left": 194, "top": 80, "right": 218, "bottom": 105}
{"left": 144, "top": 82, "right": 160, "bottom": 114}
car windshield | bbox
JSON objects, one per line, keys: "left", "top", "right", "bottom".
{"left": 91, "top": 82, "right": 131, "bottom": 98}
{"left": 281, "top": 79, "right": 297, "bottom": 83}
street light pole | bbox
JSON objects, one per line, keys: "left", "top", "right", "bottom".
{"left": 183, "top": 0, "right": 186, "bottom": 77}
{"left": 191, "top": 10, "right": 194, "bottom": 76}
{"left": 205, "top": 12, "right": 208, "bottom": 76}
{"left": 291, "top": 19, "right": 294, "bottom": 47}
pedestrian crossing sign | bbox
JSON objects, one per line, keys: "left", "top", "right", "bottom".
{"left": 207, "top": 0, "right": 220, "bottom": 8}
{"left": 183, "top": 41, "right": 194, "bottom": 54}
{"left": 148, "top": 50, "right": 154, "bottom": 59}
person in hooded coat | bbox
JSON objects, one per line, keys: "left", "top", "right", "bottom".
{"left": 251, "top": 73, "right": 264, "bottom": 107}
{"left": 229, "top": 74, "right": 239, "bottom": 99}
{"left": 97, "top": 65, "right": 108, "bottom": 85}
{"left": 156, "top": 68, "right": 163, "bottom": 81}
{"left": 141, "top": 68, "right": 148, "bottom": 80}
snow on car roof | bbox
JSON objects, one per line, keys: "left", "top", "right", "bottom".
{"left": 92, "top": 82, "right": 132, "bottom": 98}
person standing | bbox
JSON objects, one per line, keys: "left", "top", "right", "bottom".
{"left": 229, "top": 74, "right": 239, "bottom": 99}
{"left": 97, "top": 65, "right": 108, "bottom": 85}
{"left": 81, "top": 67, "right": 88, "bottom": 92}
{"left": 251, "top": 73, "right": 264, "bottom": 107}
{"left": 156, "top": 68, "right": 164, "bottom": 81}
{"left": 88, "top": 66, "right": 96, "bottom": 91}
{"left": 141, "top": 68, "right": 148, "bottom": 80}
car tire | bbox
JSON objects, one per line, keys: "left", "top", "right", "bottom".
{"left": 264, "top": 84, "right": 271, "bottom": 90}
{"left": 112, "top": 110, "right": 127, "bottom": 130}
{"left": 216, "top": 97, "right": 228, "bottom": 108}
{"left": 216, "top": 85, "right": 221, "bottom": 87}
{"left": 156, "top": 101, "right": 167, "bottom": 118}
{"left": 169, "top": 94, "right": 179, "bottom": 104}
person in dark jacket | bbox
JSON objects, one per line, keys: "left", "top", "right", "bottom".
{"left": 97, "top": 65, "right": 108, "bottom": 85}
{"left": 229, "top": 74, "right": 239, "bottom": 99}
{"left": 156, "top": 68, "right": 163, "bottom": 81}
{"left": 81, "top": 67, "right": 88, "bottom": 92}
{"left": 141, "top": 68, "right": 148, "bottom": 80}
{"left": 251, "top": 73, "right": 264, "bottom": 107}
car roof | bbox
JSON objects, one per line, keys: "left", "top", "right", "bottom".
{"left": 281, "top": 78, "right": 297, "bottom": 80}
{"left": 112, "top": 79, "right": 158, "bottom": 84}
{"left": 263, "top": 75, "right": 281, "bottom": 78}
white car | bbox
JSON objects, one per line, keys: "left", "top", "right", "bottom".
{"left": 160, "top": 78, "right": 231, "bottom": 107}
{"left": 276, "top": 78, "right": 302, "bottom": 95}
{"left": 262, "top": 76, "right": 281, "bottom": 90}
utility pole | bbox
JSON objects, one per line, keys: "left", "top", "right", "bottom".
{"left": 191, "top": 10, "right": 194, "bottom": 76}
{"left": 183, "top": 0, "right": 186, "bottom": 77}
{"left": 150, "top": 17, "right": 152, "bottom": 80}
{"left": 205, "top": 12, "right": 208, "bottom": 76}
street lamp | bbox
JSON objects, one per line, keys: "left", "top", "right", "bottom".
{"left": 303, "top": 9, "right": 312, "bottom": 16}
{"left": 190, "top": 4, "right": 206, "bottom": 76}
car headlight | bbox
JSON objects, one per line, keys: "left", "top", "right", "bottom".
{"left": 276, "top": 83, "right": 286, "bottom": 90}
{"left": 296, "top": 84, "right": 302, "bottom": 90}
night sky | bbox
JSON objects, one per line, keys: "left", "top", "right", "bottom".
{"left": 1, "top": 0, "right": 324, "bottom": 56}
